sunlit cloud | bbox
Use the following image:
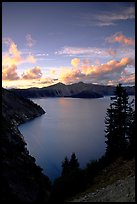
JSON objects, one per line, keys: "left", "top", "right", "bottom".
{"left": 71, "top": 58, "right": 80, "bottom": 68}
{"left": 2, "top": 38, "right": 37, "bottom": 81}
{"left": 58, "top": 57, "right": 134, "bottom": 85}
{"left": 50, "top": 69, "right": 56, "bottom": 76}
{"left": 106, "top": 47, "right": 135, "bottom": 60}
{"left": 2, "top": 77, "right": 56, "bottom": 89}
{"left": 107, "top": 71, "right": 135, "bottom": 86}
{"left": 2, "top": 38, "right": 22, "bottom": 66}
{"left": 2, "top": 56, "right": 135, "bottom": 88}
{"left": 118, "top": 73, "right": 135, "bottom": 85}
{"left": 58, "top": 67, "right": 85, "bottom": 84}
{"left": 107, "top": 32, "right": 135, "bottom": 46}
{"left": 2, "top": 38, "right": 36, "bottom": 67}
{"left": 26, "top": 34, "right": 36, "bottom": 47}
{"left": 22, "top": 66, "right": 42, "bottom": 80}
{"left": 26, "top": 53, "right": 36, "bottom": 63}
{"left": 2, "top": 65, "right": 19, "bottom": 81}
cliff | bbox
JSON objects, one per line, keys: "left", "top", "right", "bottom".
{"left": 1, "top": 88, "right": 51, "bottom": 203}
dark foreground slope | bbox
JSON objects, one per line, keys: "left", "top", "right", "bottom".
{"left": 70, "top": 158, "right": 135, "bottom": 202}
{"left": 1, "top": 88, "right": 51, "bottom": 203}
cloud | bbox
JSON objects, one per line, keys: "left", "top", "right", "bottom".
{"left": 26, "top": 34, "right": 35, "bottom": 47}
{"left": 3, "top": 37, "right": 13, "bottom": 46}
{"left": 50, "top": 69, "right": 56, "bottom": 76}
{"left": 2, "top": 65, "right": 19, "bottom": 81}
{"left": 107, "top": 33, "right": 135, "bottom": 46}
{"left": 2, "top": 56, "right": 134, "bottom": 88}
{"left": 82, "top": 57, "right": 133, "bottom": 77}
{"left": 107, "top": 48, "right": 117, "bottom": 57}
{"left": 55, "top": 47, "right": 109, "bottom": 58}
{"left": 2, "top": 38, "right": 36, "bottom": 67}
{"left": 92, "top": 5, "right": 135, "bottom": 27}
{"left": 71, "top": 58, "right": 80, "bottom": 68}
{"left": 59, "top": 67, "right": 85, "bottom": 84}
{"left": 26, "top": 53, "right": 36, "bottom": 63}
{"left": 118, "top": 73, "right": 135, "bottom": 85}
{"left": 58, "top": 57, "right": 134, "bottom": 84}
{"left": 106, "top": 47, "right": 134, "bottom": 60}
{"left": 2, "top": 77, "right": 56, "bottom": 89}
{"left": 2, "top": 38, "right": 22, "bottom": 66}
{"left": 22, "top": 67, "right": 42, "bottom": 80}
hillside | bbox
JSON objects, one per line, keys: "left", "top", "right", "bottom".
{"left": 1, "top": 88, "right": 51, "bottom": 202}
{"left": 70, "top": 158, "right": 135, "bottom": 202}
{"left": 10, "top": 82, "right": 135, "bottom": 98}
{"left": 2, "top": 88, "right": 45, "bottom": 125}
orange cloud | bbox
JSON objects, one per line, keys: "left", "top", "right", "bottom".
{"left": 2, "top": 65, "right": 19, "bottom": 81}
{"left": 50, "top": 69, "right": 56, "bottom": 76}
{"left": 107, "top": 33, "right": 135, "bottom": 46}
{"left": 22, "top": 67, "right": 42, "bottom": 80}
{"left": 82, "top": 57, "right": 133, "bottom": 76}
{"left": 71, "top": 58, "right": 80, "bottom": 68}
{"left": 59, "top": 67, "right": 84, "bottom": 83}
{"left": 2, "top": 38, "right": 36, "bottom": 67}
{"left": 2, "top": 39, "right": 22, "bottom": 66}
{"left": 119, "top": 73, "right": 135, "bottom": 84}
{"left": 26, "top": 53, "right": 36, "bottom": 63}
{"left": 58, "top": 57, "right": 134, "bottom": 84}
{"left": 2, "top": 77, "right": 56, "bottom": 89}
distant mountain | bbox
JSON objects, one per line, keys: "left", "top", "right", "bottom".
{"left": 71, "top": 89, "right": 103, "bottom": 98}
{"left": 10, "top": 82, "right": 135, "bottom": 99}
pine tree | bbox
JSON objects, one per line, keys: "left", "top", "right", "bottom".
{"left": 126, "top": 109, "right": 135, "bottom": 157}
{"left": 69, "top": 153, "right": 79, "bottom": 171}
{"left": 105, "top": 103, "right": 117, "bottom": 159}
{"left": 61, "top": 153, "right": 80, "bottom": 176}
{"left": 61, "top": 156, "right": 69, "bottom": 176}
{"left": 105, "top": 84, "right": 134, "bottom": 161}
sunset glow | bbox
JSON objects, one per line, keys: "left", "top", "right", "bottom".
{"left": 2, "top": 2, "right": 135, "bottom": 88}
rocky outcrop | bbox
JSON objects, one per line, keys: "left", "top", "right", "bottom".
{"left": 1, "top": 88, "right": 51, "bottom": 203}
{"left": 10, "top": 82, "right": 135, "bottom": 99}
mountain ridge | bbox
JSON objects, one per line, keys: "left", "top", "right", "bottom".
{"left": 9, "top": 82, "right": 135, "bottom": 98}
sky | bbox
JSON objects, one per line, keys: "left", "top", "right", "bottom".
{"left": 2, "top": 2, "right": 135, "bottom": 89}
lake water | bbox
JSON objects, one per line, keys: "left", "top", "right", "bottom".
{"left": 18, "top": 96, "right": 134, "bottom": 181}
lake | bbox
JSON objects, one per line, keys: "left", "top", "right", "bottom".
{"left": 18, "top": 96, "right": 134, "bottom": 181}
